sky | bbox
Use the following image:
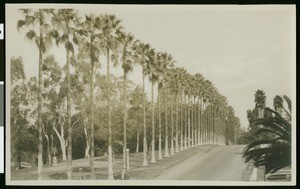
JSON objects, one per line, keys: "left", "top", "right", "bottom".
{"left": 6, "top": 4, "right": 295, "bottom": 128}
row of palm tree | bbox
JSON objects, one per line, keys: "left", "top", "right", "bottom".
{"left": 16, "top": 8, "right": 238, "bottom": 180}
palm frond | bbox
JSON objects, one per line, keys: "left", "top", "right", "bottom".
{"left": 19, "top": 9, "right": 31, "bottom": 14}
{"left": 17, "top": 20, "right": 26, "bottom": 31}
{"left": 24, "top": 15, "right": 36, "bottom": 25}
{"left": 283, "top": 95, "right": 291, "bottom": 112}
{"left": 26, "top": 30, "right": 37, "bottom": 40}
{"left": 255, "top": 128, "right": 282, "bottom": 138}
{"left": 243, "top": 139, "right": 273, "bottom": 154}
{"left": 243, "top": 147, "right": 271, "bottom": 162}
{"left": 264, "top": 107, "right": 291, "bottom": 129}
{"left": 252, "top": 118, "right": 288, "bottom": 136}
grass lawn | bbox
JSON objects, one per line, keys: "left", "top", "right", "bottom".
{"left": 11, "top": 144, "right": 220, "bottom": 180}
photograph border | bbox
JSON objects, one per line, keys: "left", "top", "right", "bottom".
{"left": 4, "top": 3, "right": 297, "bottom": 186}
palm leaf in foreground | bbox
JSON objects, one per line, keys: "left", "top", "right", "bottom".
{"left": 243, "top": 98, "right": 291, "bottom": 174}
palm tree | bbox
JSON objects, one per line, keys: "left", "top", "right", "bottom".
{"left": 155, "top": 52, "right": 174, "bottom": 158}
{"left": 168, "top": 70, "right": 176, "bottom": 155}
{"left": 155, "top": 53, "right": 165, "bottom": 160}
{"left": 180, "top": 90, "right": 184, "bottom": 150}
{"left": 17, "top": 8, "right": 54, "bottom": 180}
{"left": 211, "top": 92, "right": 219, "bottom": 144}
{"left": 202, "top": 80, "right": 210, "bottom": 144}
{"left": 186, "top": 75, "right": 194, "bottom": 148}
{"left": 170, "top": 93, "right": 175, "bottom": 155}
{"left": 101, "top": 14, "right": 123, "bottom": 180}
{"left": 220, "top": 95, "right": 228, "bottom": 145}
{"left": 118, "top": 31, "right": 136, "bottom": 178}
{"left": 162, "top": 54, "right": 175, "bottom": 157}
{"left": 144, "top": 48, "right": 159, "bottom": 163}
{"left": 190, "top": 75, "right": 198, "bottom": 147}
{"left": 273, "top": 95, "right": 283, "bottom": 115}
{"left": 214, "top": 93, "right": 223, "bottom": 144}
{"left": 195, "top": 73, "right": 204, "bottom": 145}
{"left": 205, "top": 80, "right": 214, "bottom": 144}
{"left": 133, "top": 42, "right": 151, "bottom": 166}
{"left": 79, "top": 13, "right": 103, "bottom": 180}
{"left": 243, "top": 96, "right": 291, "bottom": 174}
{"left": 164, "top": 84, "right": 170, "bottom": 156}
{"left": 254, "top": 90, "right": 266, "bottom": 119}
{"left": 178, "top": 68, "right": 188, "bottom": 150}
{"left": 173, "top": 67, "right": 183, "bottom": 152}
{"left": 182, "top": 71, "right": 190, "bottom": 149}
{"left": 157, "top": 80, "right": 163, "bottom": 159}
{"left": 52, "top": 9, "right": 80, "bottom": 180}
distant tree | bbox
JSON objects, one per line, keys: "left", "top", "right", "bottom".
{"left": 42, "top": 55, "right": 62, "bottom": 165}
{"left": 254, "top": 90, "right": 266, "bottom": 119}
{"left": 10, "top": 57, "right": 37, "bottom": 169}
{"left": 128, "top": 86, "right": 144, "bottom": 153}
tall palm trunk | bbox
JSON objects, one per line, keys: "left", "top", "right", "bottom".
{"left": 194, "top": 96, "right": 197, "bottom": 146}
{"left": 201, "top": 99, "right": 204, "bottom": 144}
{"left": 195, "top": 97, "right": 198, "bottom": 146}
{"left": 197, "top": 98, "right": 200, "bottom": 145}
{"left": 187, "top": 95, "right": 191, "bottom": 148}
{"left": 170, "top": 94, "right": 174, "bottom": 155}
{"left": 142, "top": 69, "right": 148, "bottom": 166}
{"left": 37, "top": 25, "right": 43, "bottom": 180}
{"left": 151, "top": 82, "right": 156, "bottom": 163}
{"left": 209, "top": 104, "right": 211, "bottom": 144}
{"left": 212, "top": 105, "right": 215, "bottom": 144}
{"left": 207, "top": 104, "right": 209, "bottom": 144}
{"left": 180, "top": 93, "right": 184, "bottom": 151}
{"left": 136, "top": 128, "right": 139, "bottom": 153}
{"left": 191, "top": 96, "right": 194, "bottom": 147}
{"left": 215, "top": 109, "right": 219, "bottom": 144}
{"left": 107, "top": 48, "right": 114, "bottom": 180}
{"left": 89, "top": 38, "right": 95, "bottom": 179}
{"left": 184, "top": 94, "right": 187, "bottom": 149}
{"left": 204, "top": 101, "right": 207, "bottom": 144}
{"left": 158, "top": 87, "right": 163, "bottom": 159}
{"left": 210, "top": 104, "right": 213, "bottom": 144}
{"left": 66, "top": 43, "right": 72, "bottom": 180}
{"left": 175, "top": 93, "right": 179, "bottom": 152}
{"left": 194, "top": 97, "right": 197, "bottom": 146}
{"left": 164, "top": 87, "right": 169, "bottom": 157}
{"left": 220, "top": 111, "right": 223, "bottom": 144}
{"left": 217, "top": 110, "right": 220, "bottom": 144}
{"left": 208, "top": 104, "right": 210, "bottom": 144}
{"left": 211, "top": 105, "right": 214, "bottom": 144}
{"left": 122, "top": 70, "right": 128, "bottom": 176}
{"left": 223, "top": 111, "right": 226, "bottom": 145}
{"left": 212, "top": 105, "right": 214, "bottom": 144}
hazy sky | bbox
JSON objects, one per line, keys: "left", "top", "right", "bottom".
{"left": 6, "top": 4, "right": 295, "bottom": 128}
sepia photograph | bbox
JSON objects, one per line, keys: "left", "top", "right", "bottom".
{"left": 5, "top": 4, "right": 296, "bottom": 186}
